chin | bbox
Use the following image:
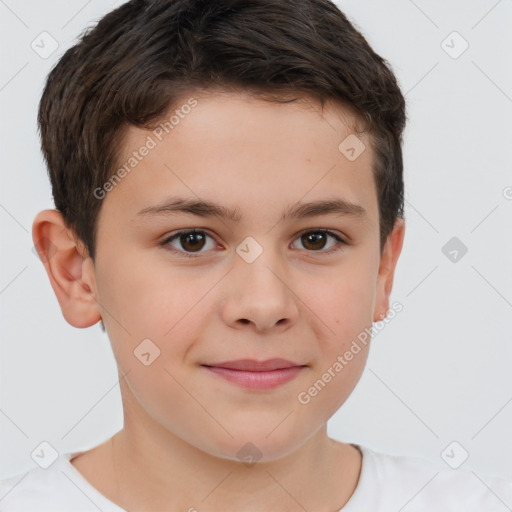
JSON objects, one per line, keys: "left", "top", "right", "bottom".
{"left": 197, "top": 425, "right": 314, "bottom": 465}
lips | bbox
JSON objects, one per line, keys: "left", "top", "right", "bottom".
{"left": 201, "top": 359, "right": 307, "bottom": 390}
{"left": 203, "top": 358, "right": 303, "bottom": 372}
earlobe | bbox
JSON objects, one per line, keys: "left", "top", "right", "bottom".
{"left": 373, "top": 217, "right": 405, "bottom": 322}
{"left": 32, "top": 209, "right": 102, "bottom": 328}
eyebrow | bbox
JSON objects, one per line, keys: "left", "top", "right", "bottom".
{"left": 136, "top": 196, "right": 367, "bottom": 222}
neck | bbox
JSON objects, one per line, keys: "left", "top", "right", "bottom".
{"left": 109, "top": 415, "right": 361, "bottom": 511}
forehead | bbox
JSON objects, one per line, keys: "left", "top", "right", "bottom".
{"left": 102, "top": 90, "right": 378, "bottom": 228}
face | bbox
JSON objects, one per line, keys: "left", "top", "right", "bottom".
{"left": 79, "top": 90, "right": 400, "bottom": 461}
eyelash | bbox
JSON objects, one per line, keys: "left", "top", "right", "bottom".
{"left": 159, "top": 229, "right": 347, "bottom": 259}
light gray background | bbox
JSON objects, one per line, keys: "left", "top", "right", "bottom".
{"left": 1, "top": 0, "right": 511, "bottom": 484}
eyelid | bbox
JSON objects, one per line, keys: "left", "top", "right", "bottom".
{"left": 159, "top": 228, "right": 219, "bottom": 259}
{"left": 295, "top": 227, "right": 347, "bottom": 244}
{"left": 291, "top": 228, "right": 347, "bottom": 255}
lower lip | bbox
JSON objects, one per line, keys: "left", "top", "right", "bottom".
{"left": 203, "top": 366, "right": 305, "bottom": 390}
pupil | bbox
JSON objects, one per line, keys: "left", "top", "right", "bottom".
{"left": 182, "top": 232, "right": 205, "bottom": 251}
{"left": 303, "top": 232, "right": 326, "bottom": 250}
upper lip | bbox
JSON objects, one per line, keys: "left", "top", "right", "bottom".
{"left": 202, "top": 358, "right": 305, "bottom": 371}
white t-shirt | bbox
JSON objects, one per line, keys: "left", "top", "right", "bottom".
{"left": 1, "top": 444, "right": 511, "bottom": 511}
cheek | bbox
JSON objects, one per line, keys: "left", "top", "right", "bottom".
{"left": 94, "top": 254, "right": 216, "bottom": 377}
{"left": 96, "top": 250, "right": 213, "bottom": 335}
{"left": 296, "top": 341, "right": 370, "bottom": 425}
{"left": 303, "top": 257, "right": 377, "bottom": 344}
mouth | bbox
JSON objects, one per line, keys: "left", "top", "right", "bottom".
{"left": 201, "top": 359, "right": 307, "bottom": 390}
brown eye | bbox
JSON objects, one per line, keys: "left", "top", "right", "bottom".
{"left": 301, "top": 232, "right": 328, "bottom": 251}
{"left": 291, "top": 229, "right": 345, "bottom": 254}
{"left": 179, "top": 232, "right": 206, "bottom": 252}
{"left": 162, "top": 230, "right": 216, "bottom": 257}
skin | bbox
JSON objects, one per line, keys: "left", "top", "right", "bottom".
{"left": 33, "top": 89, "right": 405, "bottom": 511}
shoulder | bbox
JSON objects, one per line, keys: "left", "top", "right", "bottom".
{"left": 343, "top": 444, "right": 512, "bottom": 512}
{"left": 0, "top": 453, "right": 124, "bottom": 512}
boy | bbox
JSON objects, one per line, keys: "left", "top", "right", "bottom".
{"left": 1, "top": 0, "right": 511, "bottom": 510}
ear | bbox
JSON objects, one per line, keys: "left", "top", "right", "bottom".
{"left": 32, "top": 209, "right": 101, "bottom": 328}
{"left": 373, "top": 217, "right": 405, "bottom": 322}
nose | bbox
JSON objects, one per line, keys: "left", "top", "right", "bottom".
{"left": 221, "top": 253, "right": 300, "bottom": 334}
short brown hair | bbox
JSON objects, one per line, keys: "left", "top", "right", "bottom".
{"left": 38, "top": 0, "right": 406, "bottom": 260}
